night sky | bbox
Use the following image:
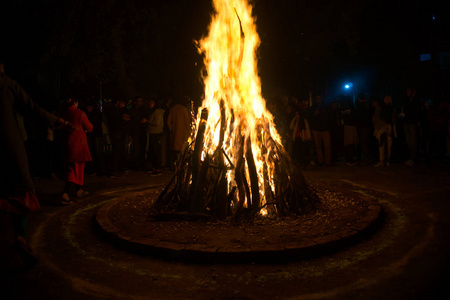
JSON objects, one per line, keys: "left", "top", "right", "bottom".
{"left": 1, "top": 0, "right": 448, "bottom": 109}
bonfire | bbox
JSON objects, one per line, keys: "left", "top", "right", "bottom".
{"left": 156, "top": 0, "right": 319, "bottom": 220}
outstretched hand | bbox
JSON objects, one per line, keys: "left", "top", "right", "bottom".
{"left": 55, "top": 118, "right": 78, "bottom": 130}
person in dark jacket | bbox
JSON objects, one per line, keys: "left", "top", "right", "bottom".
{"left": 85, "top": 99, "right": 104, "bottom": 176}
{"left": 308, "top": 95, "right": 332, "bottom": 165}
{"left": 105, "top": 99, "right": 130, "bottom": 177}
{"left": 0, "top": 59, "right": 66, "bottom": 266}
{"left": 60, "top": 97, "right": 93, "bottom": 204}
{"left": 147, "top": 99, "right": 165, "bottom": 175}
{"left": 341, "top": 99, "right": 358, "bottom": 165}
{"left": 402, "top": 87, "right": 421, "bottom": 166}
{"left": 128, "top": 96, "right": 148, "bottom": 170}
{"left": 354, "top": 93, "right": 374, "bottom": 164}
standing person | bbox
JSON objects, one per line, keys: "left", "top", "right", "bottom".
{"left": 354, "top": 93, "right": 373, "bottom": 165}
{"left": 128, "top": 96, "right": 148, "bottom": 170}
{"left": 425, "top": 100, "right": 449, "bottom": 164}
{"left": 0, "top": 58, "right": 66, "bottom": 266}
{"left": 299, "top": 99, "right": 316, "bottom": 166}
{"left": 289, "top": 109, "right": 313, "bottom": 166}
{"left": 341, "top": 99, "right": 358, "bottom": 166}
{"left": 161, "top": 97, "right": 173, "bottom": 169}
{"left": 308, "top": 95, "right": 332, "bottom": 166}
{"left": 167, "top": 96, "right": 192, "bottom": 168}
{"left": 147, "top": 99, "right": 165, "bottom": 176}
{"left": 372, "top": 96, "right": 396, "bottom": 167}
{"left": 282, "top": 104, "right": 296, "bottom": 157}
{"left": 85, "top": 99, "right": 104, "bottom": 176}
{"left": 330, "top": 100, "right": 344, "bottom": 163}
{"left": 402, "top": 87, "right": 421, "bottom": 166}
{"left": 382, "top": 95, "right": 397, "bottom": 165}
{"left": 105, "top": 99, "right": 130, "bottom": 177}
{"left": 60, "top": 97, "right": 93, "bottom": 204}
{"left": 42, "top": 116, "right": 59, "bottom": 179}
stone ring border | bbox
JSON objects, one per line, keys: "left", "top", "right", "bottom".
{"left": 94, "top": 189, "right": 384, "bottom": 263}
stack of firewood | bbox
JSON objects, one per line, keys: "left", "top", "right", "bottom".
{"left": 155, "top": 100, "right": 319, "bottom": 220}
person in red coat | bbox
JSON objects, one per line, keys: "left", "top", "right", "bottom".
{"left": 60, "top": 98, "right": 93, "bottom": 204}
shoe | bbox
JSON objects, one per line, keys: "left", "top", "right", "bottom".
{"left": 76, "top": 189, "right": 89, "bottom": 197}
{"left": 374, "top": 162, "right": 384, "bottom": 167}
{"left": 61, "top": 193, "right": 73, "bottom": 205}
{"left": 150, "top": 170, "right": 162, "bottom": 176}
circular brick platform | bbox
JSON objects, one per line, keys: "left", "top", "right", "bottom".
{"left": 95, "top": 190, "right": 383, "bottom": 263}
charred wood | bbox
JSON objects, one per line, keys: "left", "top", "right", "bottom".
{"left": 245, "top": 137, "right": 260, "bottom": 214}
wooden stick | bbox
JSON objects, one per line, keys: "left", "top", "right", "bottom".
{"left": 245, "top": 137, "right": 260, "bottom": 214}
{"left": 215, "top": 99, "right": 226, "bottom": 164}
{"left": 232, "top": 135, "right": 246, "bottom": 217}
{"left": 188, "top": 108, "right": 209, "bottom": 213}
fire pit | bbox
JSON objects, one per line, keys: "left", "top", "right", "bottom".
{"left": 95, "top": 0, "right": 383, "bottom": 262}
{"left": 95, "top": 183, "right": 383, "bottom": 262}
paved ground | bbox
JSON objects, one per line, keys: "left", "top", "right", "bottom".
{"left": 1, "top": 160, "right": 450, "bottom": 299}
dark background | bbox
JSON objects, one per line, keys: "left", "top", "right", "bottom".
{"left": 1, "top": 0, "right": 449, "bottom": 110}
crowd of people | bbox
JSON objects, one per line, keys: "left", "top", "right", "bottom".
{"left": 90, "top": 95, "right": 193, "bottom": 177}
{"left": 271, "top": 88, "right": 450, "bottom": 168}
{"left": 2, "top": 50, "right": 450, "bottom": 268}
{"left": 17, "top": 87, "right": 450, "bottom": 198}
{"left": 1, "top": 57, "right": 195, "bottom": 266}
{"left": 20, "top": 94, "right": 194, "bottom": 192}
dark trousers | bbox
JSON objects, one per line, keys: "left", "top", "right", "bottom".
{"left": 345, "top": 144, "right": 357, "bottom": 163}
{"left": 148, "top": 133, "right": 162, "bottom": 170}
{"left": 111, "top": 131, "right": 125, "bottom": 173}
{"left": 357, "top": 126, "right": 372, "bottom": 163}
{"left": 131, "top": 130, "right": 148, "bottom": 169}
{"left": 292, "top": 139, "right": 314, "bottom": 165}
{"left": 87, "top": 137, "right": 104, "bottom": 175}
{"left": 312, "top": 130, "right": 331, "bottom": 165}
{"left": 404, "top": 123, "right": 419, "bottom": 161}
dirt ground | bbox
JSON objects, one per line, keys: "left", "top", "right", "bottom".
{"left": 2, "top": 162, "right": 450, "bottom": 299}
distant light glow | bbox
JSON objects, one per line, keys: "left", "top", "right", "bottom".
{"left": 344, "top": 82, "right": 353, "bottom": 89}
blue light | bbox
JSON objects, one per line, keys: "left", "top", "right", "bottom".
{"left": 344, "top": 82, "right": 353, "bottom": 89}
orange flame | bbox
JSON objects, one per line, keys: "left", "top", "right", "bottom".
{"left": 195, "top": 0, "right": 282, "bottom": 214}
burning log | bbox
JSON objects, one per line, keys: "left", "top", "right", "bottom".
{"left": 245, "top": 137, "right": 260, "bottom": 214}
{"left": 189, "top": 108, "right": 209, "bottom": 213}
{"left": 232, "top": 134, "right": 246, "bottom": 217}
